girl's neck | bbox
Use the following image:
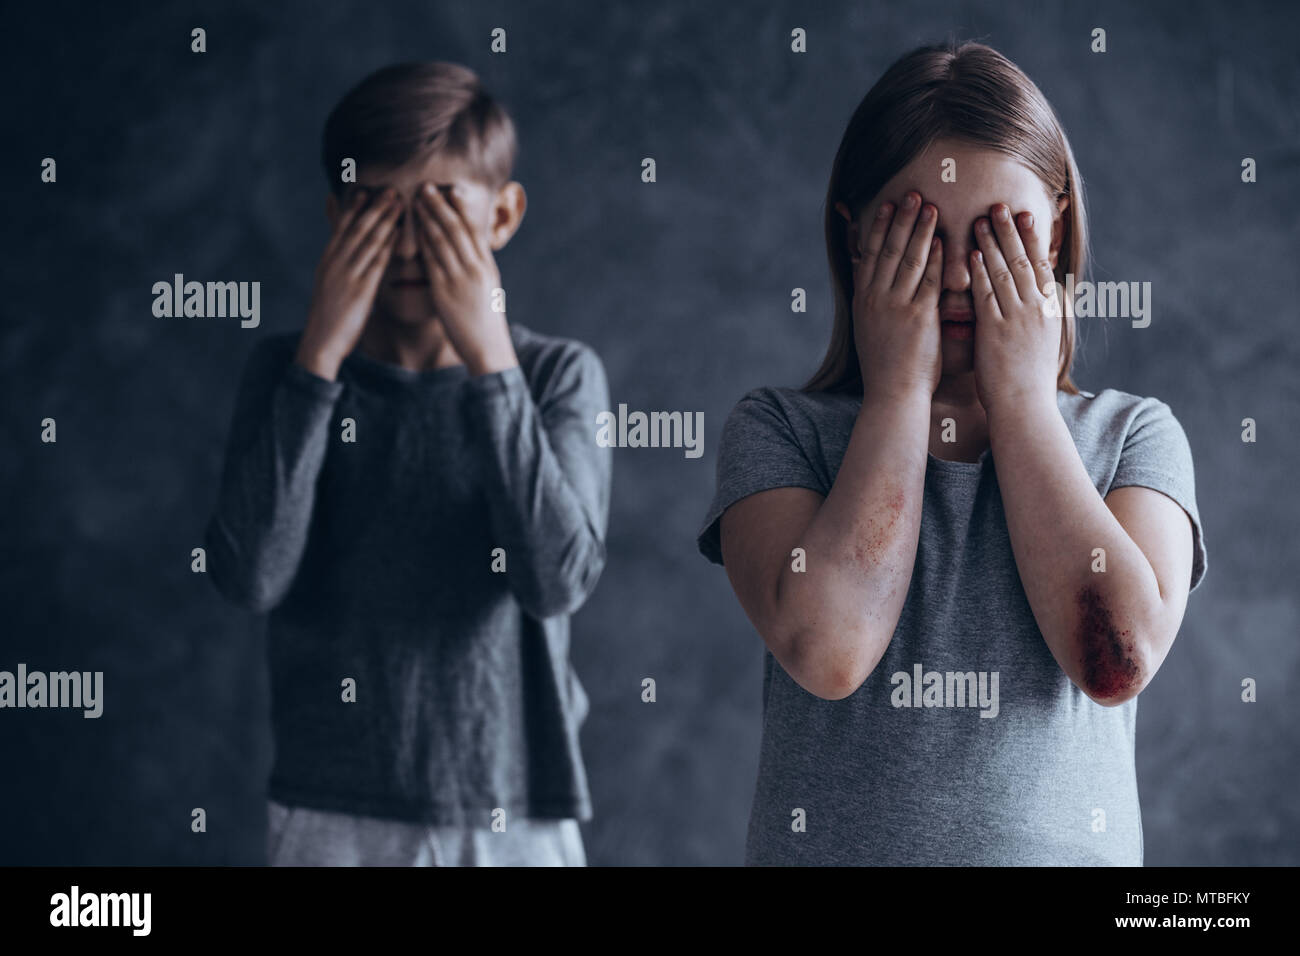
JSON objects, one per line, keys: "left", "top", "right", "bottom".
{"left": 929, "top": 370, "right": 989, "bottom": 463}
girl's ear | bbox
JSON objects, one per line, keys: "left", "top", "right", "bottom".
{"left": 1048, "top": 194, "right": 1070, "bottom": 270}
{"left": 834, "top": 201, "right": 859, "bottom": 260}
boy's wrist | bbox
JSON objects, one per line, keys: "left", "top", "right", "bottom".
{"left": 294, "top": 343, "right": 342, "bottom": 382}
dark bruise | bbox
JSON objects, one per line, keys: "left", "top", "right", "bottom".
{"left": 1076, "top": 584, "right": 1141, "bottom": 700}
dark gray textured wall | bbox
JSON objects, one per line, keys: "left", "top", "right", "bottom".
{"left": 2, "top": 0, "right": 1297, "bottom": 865}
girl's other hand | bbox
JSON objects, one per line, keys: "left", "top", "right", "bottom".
{"left": 969, "top": 204, "right": 1061, "bottom": 414}
{"left": 847, "top": 191, "right": 943, "bottom": 402}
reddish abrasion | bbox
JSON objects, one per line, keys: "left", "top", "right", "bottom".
{"left": 854, "top": 489, "right": 907, "bottom": 568}
{"left": 1076, "top": 584, "right": 1141, "bottom": 699}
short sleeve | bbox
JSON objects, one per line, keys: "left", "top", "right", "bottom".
{"left": 695, "top": 388, "right": 826, "bottom": 566}
{"left": 1108, "top": 398, "right": 1208, "bottom": 592}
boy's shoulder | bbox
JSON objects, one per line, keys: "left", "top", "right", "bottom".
{"left": 508, "top": 322, "right": 606, "bottom": 391}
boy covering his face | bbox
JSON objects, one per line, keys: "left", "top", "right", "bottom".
{"left": 204, "top": 62, "right": 611, "bottom": 865}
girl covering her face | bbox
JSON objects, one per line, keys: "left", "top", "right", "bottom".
{"left": 697, "top": 41, "right": 1205, "bottom": 866}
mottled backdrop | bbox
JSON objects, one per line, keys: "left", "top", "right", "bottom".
{"left": 2, "top": 0, "right": 1297, "bottom": 865}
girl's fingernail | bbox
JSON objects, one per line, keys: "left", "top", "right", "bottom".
{"left": 877, "top": 203, "right": 892, "bottom": 219}
{"left": 977, "top": 219, "right": 991, "bottom": 234}
{"left": 921, "top": 204, "right": 934, "bottom": 220}
{"left": 1023, "top": 213, "right": 1034, "bottom": 229}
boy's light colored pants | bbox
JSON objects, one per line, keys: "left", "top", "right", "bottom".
{"left": 266, "top": 799, "right": 586, "bottom": 866}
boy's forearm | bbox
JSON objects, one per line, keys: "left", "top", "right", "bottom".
{"left": 463, "top": 365, "right": 610, "bottom": 619}
{"left": 206, "top": 360, "right": 340, "bottom": 612}
{"left": 987, "top": 396, "right": 1163, "bottom": 703}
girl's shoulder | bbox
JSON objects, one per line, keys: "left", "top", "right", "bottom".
{"left": 725, "top": 384, "right": 860, "bottom": 437}
{"left": 1056, "top": 386, "right": 1190, "bottom": 451}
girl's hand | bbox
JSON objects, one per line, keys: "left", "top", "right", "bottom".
{"left": 970, "top": 204, "right": 1062, "bottom": 413}
{"left": 848, "top": 191, "right": 944, "bottom": 402}
{"left": 413, "top": 182, "right": 517, "bottom": 375}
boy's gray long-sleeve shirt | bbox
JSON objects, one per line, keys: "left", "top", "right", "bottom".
{"left": 204, "top": 322, "right": 611, "bottom": 825}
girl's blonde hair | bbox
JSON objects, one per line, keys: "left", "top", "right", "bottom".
{"left": 804, "top": 40, "right": 1089, "bottom": 395}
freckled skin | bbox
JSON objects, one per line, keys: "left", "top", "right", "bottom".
{"left": 1077, "top": 584, "right": 1141, "bottom": 700}
{"left": 854, "top": 489, "right": 906, "bottom": 568}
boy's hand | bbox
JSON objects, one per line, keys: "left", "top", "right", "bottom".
{"left": 296, "top": 188, "right": 402, "bottom": 381}
{"left": 413, "top": 182, "right": 517, "bottom": 375}
{"left": 969, "top": 203, "right": 1061, "bottom": 414}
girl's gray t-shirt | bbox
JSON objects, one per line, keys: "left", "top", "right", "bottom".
{"left": 696, "top": 385, "right": 1207, "bottom": 866}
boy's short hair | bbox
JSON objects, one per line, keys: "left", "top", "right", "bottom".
{"left": 320, "top": 61, "right": 517, "bottom": 195}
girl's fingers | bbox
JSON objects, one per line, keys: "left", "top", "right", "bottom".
{"left": 969, "top": 248, "right": 1003, "bottom": 321}
{"left": 892, "top": 201, "right": 938, "bottom": 298}
{"left": 918, "top": 236, "right": 943, "bottom": 303}
{"left": 1017, "top": 211, "right": 1057, "bottom": 300}
{"left": 854, "top": 201, "right": 894, "bottom": 294}
{"left": 874, "top": 192, "right": 923, "bottom": 289}
{"left": 974, "top": 216, "right": 1017, "bottom": 312}
{"left": 989, "top": 204, "right": 1038, "bottom": 301}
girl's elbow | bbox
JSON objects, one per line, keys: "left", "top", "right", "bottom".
{"left": 1078, "top": 631, "right": 1154, "bottom": 706}
{"left": 774, "top": 623, "right": 877, "bottom": 701}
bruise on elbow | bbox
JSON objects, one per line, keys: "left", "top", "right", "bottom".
{"left": 1075, "top": 584, "right": 1143, "bottom": 702}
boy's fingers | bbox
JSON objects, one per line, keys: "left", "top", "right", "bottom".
{"left": 354, "top": 214, "right": 399, "bottom": 279}
{"left": 346, "top": 199, "right": 400, "bottom": 274}
{"left": 443, "top": 187, "right": 490, "bottom": 260}
{"left": 341, "top": 191, "right": 399, "bottom": 265}
{"left": 415, "top": 218, "right": 449, "bottom": 285}
{"left": 419, "top": 186, "right": 476, "bottom": 271}
{"left": 413, "top": 197, "right": 457, "bottom": 271}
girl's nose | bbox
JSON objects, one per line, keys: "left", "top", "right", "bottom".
{"left": 943, "top": 239, "right": 972, "bottom": 292}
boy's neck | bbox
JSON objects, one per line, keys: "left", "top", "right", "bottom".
{"left": 357, "top": 312, "right": 466, "bottom": 372}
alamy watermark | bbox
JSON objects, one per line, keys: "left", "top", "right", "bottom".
{"left": 152, "top": 273, "right": 260, "bottom": 328}
{"left": 595, "top": 404, "right": 704, "bottom": 459}
{"left": 0, "top": 664, "right": 103, "bottom": 718}
{"left": 890, "top": 663, "right": 999, "bottom": 718}
{"left": 1044, "top": 274, "right": 1152, "bottom": 328}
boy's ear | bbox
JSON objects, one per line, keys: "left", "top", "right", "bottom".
{"left": 488, "top": 181, "right": 527, "bottom": 251}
